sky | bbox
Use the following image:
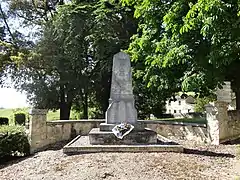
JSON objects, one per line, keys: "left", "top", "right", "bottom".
{"left": 0, "top": 0, "right": 71, "bottom": 109}
{"left": 0, "top": 88, "right": 28, "bottom": 108}
{"left": 0, "top": 2, "right": 31, "bottom": 109}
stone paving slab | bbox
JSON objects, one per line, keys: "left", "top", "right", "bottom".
{"left": 63, "top": 135, "right": 184, "bottom": 154}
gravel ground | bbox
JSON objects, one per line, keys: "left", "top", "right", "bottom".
{"left": 0, "top": 143, "right": 240, "bottom": 180}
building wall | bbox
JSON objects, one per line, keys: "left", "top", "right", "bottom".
{"left": 165, "top": 98, "right": 194, "bottom": 114}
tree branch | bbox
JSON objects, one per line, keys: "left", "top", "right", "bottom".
{"left": 0, "top": 3, "right": 16, "bottom": 46}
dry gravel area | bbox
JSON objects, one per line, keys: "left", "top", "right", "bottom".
{"left": 0, "top": 144, "right": 240, "bottom": 180}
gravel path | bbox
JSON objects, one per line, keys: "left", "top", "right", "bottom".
{"left": 0, "top": 144, "right": 239, "bottom": 180}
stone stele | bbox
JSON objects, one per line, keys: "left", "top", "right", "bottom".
{"left": 106, "top": 52, "right": 137, "bottom": 123}
{"left": 89, "top": 52, "right": 157, "bottom": 145}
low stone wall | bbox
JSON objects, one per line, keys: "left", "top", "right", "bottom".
{"left": 46, "top": 120, "right": 104, "bottom": 145}
{"left": 205, "top": 102, "right": 240, "bottom": 144}
{"left": 226, "top": 110, "right": 240, "bottom": 141}
{"left": 29, "top": 113, "right": 104, "bottom": 153}
{"left": 46, "top": 120, "right": 209, "bottom": 145}
{"left": 28, "top": 109, "right": 209, "bottom": 153}
{"left": 139, "top": 120, "right": 209, "bottom": 144}
{"left": 29, "top": 102, "right": 240, "bottom": 153}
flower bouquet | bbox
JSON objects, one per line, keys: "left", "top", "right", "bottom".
{"left": 112, "top": 123, "right": 134, "bottom": 139}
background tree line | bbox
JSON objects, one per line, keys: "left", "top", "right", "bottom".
{"left": 1, "top": 0, "right": 240, "bottom": 119}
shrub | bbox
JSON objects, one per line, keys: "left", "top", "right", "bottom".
{"left": 0, "top": 117, "right": 9, "bottom": 125}
{"left": 0, "top": 125, "right": 30, "bottom": 158}
{"left": 157, "top": 114, "right": 174, "bottom": 119}
{"left": 194, "top": 95, "right": 216, "bottom": 112}
{"left": 14, "top": 113, "right": 26, "bottom": 125}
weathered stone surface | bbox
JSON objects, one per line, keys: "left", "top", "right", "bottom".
{"left": 29, "top": 116, "right": 209, "bottom": 153}
{"left": 205, "top": 103, "right": 220, "bottom": 145}
{"left": 63, "top": 135, "right": 184, "bottom": 153}
{"left": 142, "top": 120, "right": 208, "bottom": 144}
{"left": 205, "top": 101, "right": 240, "bottom": 145}
{"left": 29, "top": 108, "right": 48, "bottom": 153}
{"left": 89, "top": 128, "right": 157, "bottom": 145}
{"left": 92, "top": 52, "right": 144, "bottom": 145}
{"left": 216, "top": 81, "right": 232, "bottom": 103}
{"left": 29, "top": 109, "right": 48, "bottom": 115}
{"left": 100, "top": 122, "right": 145, "bottom": 131}
{"left": 105, "top": 52, "right": 137, "bottom": 125}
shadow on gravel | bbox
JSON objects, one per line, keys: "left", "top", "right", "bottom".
{"left": 44, "top": 140, "right": 69, "bottom": 151}
{"left": 0, "top": 141, "right": 69, "bottom": 169}
{"left": 0, "top": 155, "right": 33, "bottom": 170}
{"left": 222, "top": 138, "right": 240, "bottom": 145}
{"left": 184, "top": 148, "right": 235, "bottom": 158}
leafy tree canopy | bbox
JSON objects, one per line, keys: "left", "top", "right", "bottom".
{"left": 121, "top": 0, "right": 240, "bottom": 101}
{"left": 11, "top": 0, "right": 138, "bottom": 119}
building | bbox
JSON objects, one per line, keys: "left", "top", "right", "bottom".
{"left": 165, "top": 94, "right": 195, "bottom": 115}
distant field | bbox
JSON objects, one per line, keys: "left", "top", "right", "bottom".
{"left": 0, "top": 108, "right": 79, "bottom": 122}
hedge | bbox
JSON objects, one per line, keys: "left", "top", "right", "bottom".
{"left": 14, "top": 113, "right": 26, "bottom": 125}
{"left": 0, "top": 117, "right": 9, "bottom": 125}
{"left": 0, "top": 125, "right": 30, "bottom": 158}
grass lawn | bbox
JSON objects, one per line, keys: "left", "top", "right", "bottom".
{"left": 0, "top": 108, "right": 16, "bottom": 120}
{"left": 0, "top": 108, "right": 79, "bottom": 123}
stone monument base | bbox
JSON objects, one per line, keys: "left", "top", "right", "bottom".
{"left": 89, "top": 128, "right": 157, "bottom": 145}
{"left": 63, "top": 135, "right": 184, "bottom": 154}
{"left": 99, "top": 122, "right": 145, "bottom": 131}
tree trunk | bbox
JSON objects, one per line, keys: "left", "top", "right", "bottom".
{"left": 0, "top": 4, "right": 16, "bottom": 45}
{"left": 235, "top": 90, "right": 240, "bottom": 110}
{"left": 82, "top": 91, "right": 88, "bottom": 119}
{"left": 60, "top": 103, "right": 71, "bottom": 120}
{"left": 59, "top": 84, "right": 72, "bottom": 120}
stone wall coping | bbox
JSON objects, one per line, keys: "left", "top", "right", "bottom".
{"left": 138, "top": 120, "right": 207, "bottom": 127}
{"left": 46, "top": 119, "right": 206, "bottom": 127}
{"left": 47, "top": 119, "right": 105, "bottom": 124}
{"left": 29, "top": 109, "right": 48, "bottom": 115}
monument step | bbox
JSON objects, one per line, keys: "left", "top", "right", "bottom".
{"left": 63, "top": 135, "right": 184, "bottom": 154}
{"left": 89, "top": 128, "right": 157, "bottom": 145}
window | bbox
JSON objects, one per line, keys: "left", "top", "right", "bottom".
{"left": 179, "top": 110, "right": 181, "bottom": 113}
{"left": 188, "top": 109, "right": 191, "bottom": 113}
{"left": 168, "top": 101, "right": 171, "bottom": 105}
{"left": 169, "top": 110, "right": 171, "bottom": 113}
{"left": 174, "top": 110, "right": 176, "bottom": 113}
{"left": 178, "top": 101, "right": 181, "bottom": 105}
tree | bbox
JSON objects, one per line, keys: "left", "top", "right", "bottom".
{"left": 89, "top": 0, "right": 138, "bottom": 117}
{"left": 122, "top": 0, "right": 240, "bottom": 108}
{"left": 12, "top": 2, "right": 96, "bottom": 119}
{"left": 194, "top": 95, "right": 216, "bottom": 112}
{"left": 131, "top": 53, "right": 186, "bottom": 118}
{"left": 0, "top": 2, "right": 32, "bottom": 87}
{"left": 12, "top": 0, "right": 138, "bottom": 119}
{"left": 119, "top": 0, "right": 188, "bottom": 117}
{"left": 7, "top": 0, "right": 65, "bottom": 24}
{"left": 2, "top": 0, "right": 73, "bottom": 119}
